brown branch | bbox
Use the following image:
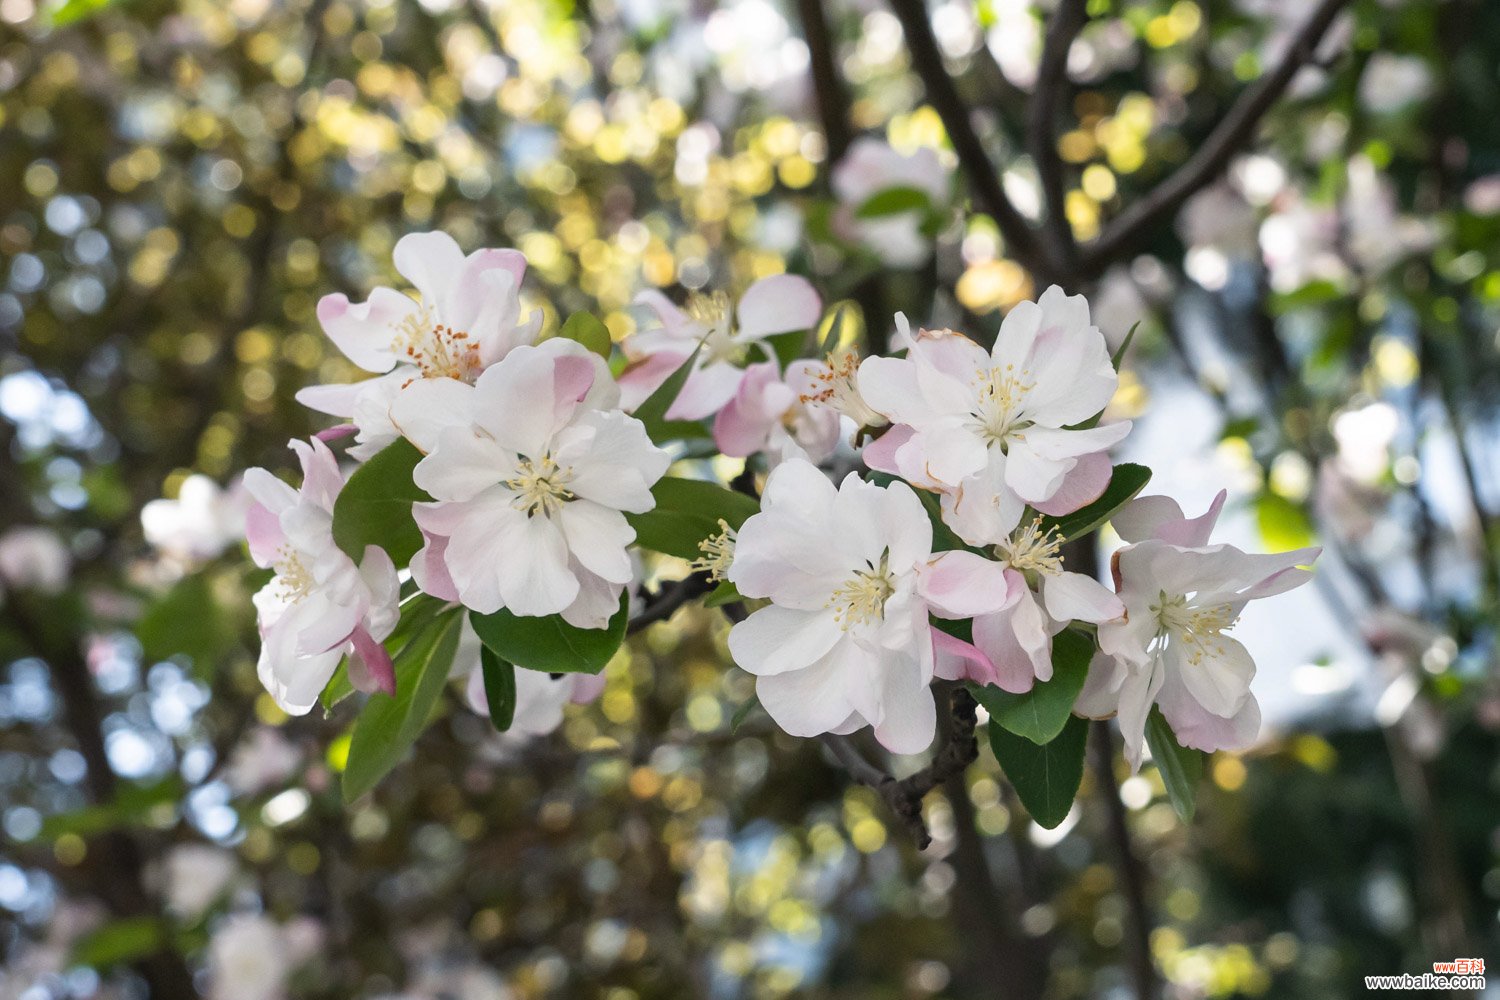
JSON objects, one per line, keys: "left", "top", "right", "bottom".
{"left": 820, "top": 684, "right": 980, "bottom": 849}
{"left": 1082, "top": 0, "right": 1353, "bottom": 271}
{"left": 1027, "top": 0, "right": 1088, "bottom": 275}
{"left": 1089, "top": 721, "right": 1158, "bottom": 1000}
{"left": 627, "top": 572, "right": 716, "bottom": 633}
{"left": 885, "top": 0, "right": 1054, "bottom": 282}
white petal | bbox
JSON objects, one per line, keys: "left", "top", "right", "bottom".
{"left": 1041, "top": 571, "right": 1123, "bottom": 624}
{"left": 388, "top": 377, "right": 477, "bottom": 453}
{"left": 872, "top": 653, "right": 938, "bottom": 755}
{"left": 557, "top": 502, "right": 635, "bottom": 584}
{"left": 557, "top": 411, "right": 670, "bottom": 513}
{"left": 315, "top": 288, "right": 415, "bottom": 373}
{"left": 1170, "top": 634, "right": 1254, "bottom": 718}
{"left": 754, "top": 643, "right": 861, "bottom": 738}
{"left": 735, "top": 273, "right": 821, "bottom": 339}
{"left": 728, "top": 605, "right": 843, "bottom": 677}
{"left": 392, "top": 231, "right": 467, "bottom": 308}
{"left": 470, "top": 345, "right": 563, "bottom": 457}
{"left": 413, "top": 427, "right": 511, "bottom": 503}
{"left": 494, "top": 512, "right": 579, "bottom": 617}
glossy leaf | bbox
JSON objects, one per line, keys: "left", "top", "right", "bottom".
{"left": 469, "top": 590, "right": 629, "bottom": 675}
{"left": 1041, "top": 463, "right": 1151, "bottom": 541}
{"left": 988, "top": 713, "right": 1088, "bottom": 829}
{"left": 322, "top": 593, "right": 447, "bottom": 710}
{"left": 970, "top": 628, "right": 1094, "bottom": 744}
{"left": 331, "top": 438, "right": 431, "bottom": 566}
{"left": 625, "top": 476, "right": 760, "bottom": 561}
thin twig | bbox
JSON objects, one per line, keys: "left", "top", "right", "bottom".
{"left": 820, "top": 685, "right": 980, "bottom": 849}
{"left": 1082, "top": 0, "right": 1353, "bottom": 271}
{"left": 1027, "top": 0, "right": 1089, "bottom": 275}
{"left": 627, "top": 573, "right": 716, "bottom": 633}
{"left": 885, "top": 0, "right": 1054, "bottom": 282}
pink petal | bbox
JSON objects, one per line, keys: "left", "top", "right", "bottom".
{"left": 616, "top": 350, "right": 689, "bottom": 412}
{"left": 931, "top": 627, "right": 999, "bottom": 686}
{"left": 919, "top": 549, "right": 1015, "bottom": 618}
{"left": 1031, "top": 451, "right": 1112, "bottom": 516}
{"left": 349, "top": 625, "right": 396, "bottom": 697}
{"left": 861, "top": 423, "right": 914, "bottom": 477}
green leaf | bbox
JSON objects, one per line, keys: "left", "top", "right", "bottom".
{"left": 855, "top": 186, "right": 931, "bottom": 219}
{"left": 70, "top": 917, "right": 165, "bottom": 969}
{"left": 331, "top": 438, "right": 431, "bottom": 566}
{"left": 1111, "top": 320, "right": 1139, "bottom": 371}
{"left": 730, "top": 695, "right": 760, "bottom": 733}
{"left": 1145, "top": 707, "right": 1203, "bottom": 822}
{"left": 988, "top": 713, "right": 1088, "bottom": 829}
{"left": 969, "top": 629, "right": 1094, "bottom": 744}
{"left": 625, "top": 476, "right": 760, "bottom": 561}
{"left": 322, "top": 593, "right": 447, "bottom": 710}
{"left": 914, "top": 486, "right": 977, "bottom": 553}
{"left": 558, "top": 311, "right": 612, "bottom": 359}
{"left": 1040, "top": 463, "right": 1151, "bottom": 540}
{"left": 767, "top": 330, "right": 810, "bottom": 370}
{"left": 818, "top": 302, "right": 856, "bottom": 356}
{"left": 632, "top": 340, "right": 709, "bottom": 444}
{"left": 1255, "top": 491, "right": 1316, "bottom": 551}
{"left": 703, "top": 580, "right": 742, "bottom": 608}
{"left": 469, "top": 590, "right": 628, "bottom": 675}
{"left": 480, "top": 647, "right": 517, "bottom": 732}
{"left": 135, "top": 573, "right": 231, "bottom": 675}
{"left": 47, "top": 0, "right": 121, "bottom": 27}
{"left": 342, "top": 610, "right": 462, "bottom": 802}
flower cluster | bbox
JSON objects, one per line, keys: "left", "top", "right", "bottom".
{"left": 236, "top": 231, "right": 1317, "bottom": 812}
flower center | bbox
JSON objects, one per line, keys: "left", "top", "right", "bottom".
{"left": 390, "top": 305, "right": 482, "bottom": 382}
{"left": 969, "top": 364, "right": 1034, "bottom": 448}
{"left": 685, "top": 291, "right": 739, "bottom": 364}
{"left": 801, "top": 349, "right": 885, "bottom": 428}
{"left": 505, "top": 454, "right": 575, "bottom": 518}
{"left": 996, "top": 517, "right": 1064, "bottom": 577}
{"left": 274, "top": 545, "right": 315, "bottom": 603}
{"left": 1150, "top": 592, "right": 1239, "bottom": 666}
{"left": 827, "top": 551, "right": 896, "bottom": 631}
{"left": 689, "top": 519, "right": 737, "bottom": 581}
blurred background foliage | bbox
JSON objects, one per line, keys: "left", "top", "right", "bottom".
{"left": 3, "top": 0, "right": 1500, "bottom": 997}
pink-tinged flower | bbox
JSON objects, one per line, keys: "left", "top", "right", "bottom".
{"left": 796, "top": 348, "right": 889, "bottom": 432}
{"left": 295, "top": 231, "right": 542, "bottom": 459}
{"left": 726, "top": 460, "right": 1014, "bottom": 754}
{"left": 858, "top": 287, "right": 1130, "bottom": 545}
{"left": 395, "top": 340, "right": 670, "bottom": 624}
{"left": 937, "top": 517, "right": 1124, "bottom": 692}
{"left": 616, "top": 274, "right": 822, "bottom": 421}
{"left": 243, "top": 438, "right": 400, "bottom": 715}
{"left": 832, "top": 137, "right": 950, "bottom": 269}
{"left": 712, "top": 360, "right": 842, "bottom": 465}
{"left": 1091, "top": 492, "right": 1320, "bottom": 769}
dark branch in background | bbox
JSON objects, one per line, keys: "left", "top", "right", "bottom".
{"left": 1027, "top": 0, "right": 1089, "bottom": 275}
{"left": 885, "top": 0, "right": 1056, "bottom": 283}
{"left": 1089, "top": 721, "right": 1158, "bottom": 1000}
{"left": 819, "top": 684, "right": 980, "bottom": 849}
{"left": 1081, "top": 0, "right": 1353, "bottom": 271}
{"left": 628, "top": 572, "right": 716, "bottom": 633}
{"left": 5, "top": 599, "right": 198, "bottom": 999}
{"left": 795, "top": 0, "right": 854, "bottom": 161}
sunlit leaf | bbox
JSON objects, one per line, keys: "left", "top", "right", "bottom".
{"left": 558, "top": 311, "right": 612, "bottom": 360}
